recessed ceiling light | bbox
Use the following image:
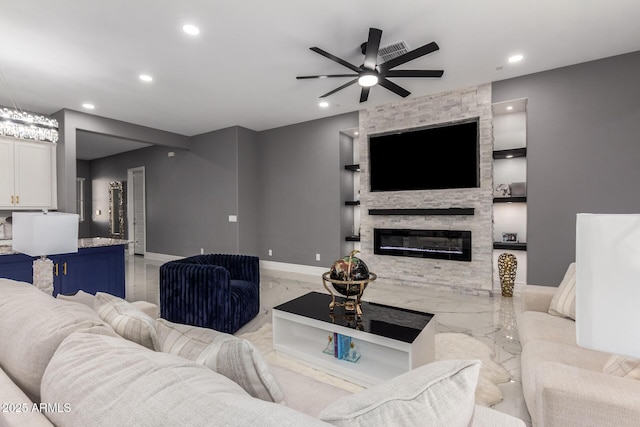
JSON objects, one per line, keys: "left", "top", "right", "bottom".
{"left": 139, "top": 74, "right": 153, "bottom": 82}
{"left": 354, "top": 131, "right": 359, "bottom": 136}
{"left": 508, "top": 54, "right": 524, "bottom": 63}
{"left": 319, "top": 101, "right": 329, "bottom": 108}
{"left": 182, "top": 24, "right": 200, "bottom": 36}
{"left": 82, "top": 103, "right": 95, "bottom": 110}
{"left": 506, "top": 105, "right": 513, "bottom": 111}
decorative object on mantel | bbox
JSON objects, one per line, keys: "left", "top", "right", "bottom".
{"left": 509, "top": 182, "right": 526, "bottom": 197}
{"left": 494, "top": 183, "right": 511, "bottom": 198}
{"left": 0, "top": 106, "right": 59, "bottom": 143}
{"left": 502, "top": 232, "right": 517, "bottom": 243}
{"left": 12, "top": 211, "right": 79, "bottom": 295}
{"left": 322, "top": 250, "right": 376, "bottom": 315}
{"left": 497, "top": 253, "right": 517, "bottom": 297}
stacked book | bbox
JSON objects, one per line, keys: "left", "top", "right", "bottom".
{"left": 323, "top": 333, "right": 361, "bottom": 363}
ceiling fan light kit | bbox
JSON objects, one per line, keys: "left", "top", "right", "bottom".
{"left": 358, "top": 73, "right": 379, "bottom": 87}
{"left": 297, "top": 27, "right": 443, "bottom": 103}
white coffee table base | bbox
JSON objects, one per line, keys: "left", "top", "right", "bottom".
{"left": 273, "top": 304, "right": 435, "bottom": 387}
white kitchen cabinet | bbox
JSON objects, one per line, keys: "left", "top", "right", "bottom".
{"left": 0, "top": 137, "right": 57, "bottom": 210}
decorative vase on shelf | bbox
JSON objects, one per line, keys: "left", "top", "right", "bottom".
{"left": 498, "top": 253, "right": 517, "bottom": 297}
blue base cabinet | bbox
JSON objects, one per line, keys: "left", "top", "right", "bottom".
{"left": 0, "top": 245, "right": 125, "bottom": 297}
{"left": 0, "top": 253, "right": 34, "bottom": 284}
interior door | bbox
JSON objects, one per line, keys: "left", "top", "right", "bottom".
{"left": 128, "top": 167, "right": 146, "bottom": 255}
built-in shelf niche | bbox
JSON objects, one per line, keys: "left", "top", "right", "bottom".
{"left": 492, "top": 98, "right": 528, "bottom": 287}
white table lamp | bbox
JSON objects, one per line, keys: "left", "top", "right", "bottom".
{"left": 576, "top": 213, "right": 640, "bottom": 358}
{"left": 12, "top": 211, "right": 79, "bottom": 295}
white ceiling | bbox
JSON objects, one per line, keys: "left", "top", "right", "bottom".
{"left": 1, "top": 0, "right": 640, "bottom": 139}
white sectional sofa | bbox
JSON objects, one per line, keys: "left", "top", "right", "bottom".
{"left": 0, "top": 278, "right": 524, "bottom": 426}
{"left": 518, "top": 273, "right": 640, "bottom": 426}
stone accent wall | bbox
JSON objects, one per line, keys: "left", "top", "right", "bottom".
{"left": 358, "top": 84, "right": 493, "bottom": 293}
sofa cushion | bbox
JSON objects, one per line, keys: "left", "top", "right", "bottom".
{"left": 318, "top": 359, "right": 480, "bottom": 427}
{"left": 0, "top": 279, "right": 114, "bottom": 403}
{"left": 548, "top": 262, "right": 576, "bottom": 319}
{"left": 41, "top": 332, "right": 328, "bottom": 427}
{"left": 521, "top": 339, "right": 611, "bottom": 425}
{"left": 155, "top": 318, "right": 284, "bottom": 403}
{"left": 56, "top": 289, "right": 95, "bottom": 308}
{"left": 94, "top": 292, "right": 158, "bottom": 350}
{"left": 518, "top": 311, "right": 576, "bottom": 347}
{"left": 603, "top": 355, "right": 640, "bottom": 380}
{"left": 0, "top": 366, "right": 55, "bottom": 427}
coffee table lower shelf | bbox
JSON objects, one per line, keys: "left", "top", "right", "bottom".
{"left": 272, "top": 309, "right": 435, "bottom": 387}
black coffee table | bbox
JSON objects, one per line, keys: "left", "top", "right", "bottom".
{"left": 272, "top": 292, "right": 436, "bottom": 387}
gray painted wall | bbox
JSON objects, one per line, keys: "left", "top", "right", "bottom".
{"left": 237, "top": 127, "right": 260, "bottom": 256}
{"left": 492, "top": 51, "right": 640, "bottom": 285}
{"left": 90, "top": 127, "right": 241, "bottom": 256}
{"left": 52, "top": 109, "right": 190, "bottom": 214}
{"left": 76, "top": 160, "right": 92, "bottom": 238}
{"left": 256, "top": 112, "right": 358, "bottom": 267}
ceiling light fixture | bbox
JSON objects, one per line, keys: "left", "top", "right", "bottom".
{"left": 0, "top": 107, "right": 58, "bottom": 143}
{"left": 139, "top": 74, "right": 153, "bottom": 82}
{"left": 358, "top": 73, "right": 379, "bottom": 87}
{"left": 319, "top": 101, "right": 329, "bottom": 108}
{"left": 505, "top": 155, "right": 514, "bottom": 159}
{"left": 508, "top": 54, "right": 524, "bottom": 63}
{"left": 506, "top": 106, "right": 513, "bottom": 111}
{"left": 354, "top": 131, "right": 359, "bottom": 136}
{"left": 182, "top": 24, "right": 200, "bottom": 36}
{"left": 82, "top": 103, "right": 95, "bottom": 110}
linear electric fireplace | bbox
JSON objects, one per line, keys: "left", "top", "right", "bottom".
{"left": 374, "top": 228, "right": 472, "bottom": 262}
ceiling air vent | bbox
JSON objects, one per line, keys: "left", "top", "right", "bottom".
{"left": 378, "top": 41, "right": 409, "bottom": 63}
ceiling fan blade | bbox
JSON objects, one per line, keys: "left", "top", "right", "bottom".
{"left": 296, "top": 74, "right": 359, "bottom": 79}
{"left": 310, "top": 47, "right": 361, "bottom": 73}
{"left": 319, "top": 78, "right": 359, "bottom": 98}
{"left": 379, "top": 41, "right": 440, "bottom": 72}
{"left": 363, "top": 28, "right": 382, "bottom": 70}
{"left": 385, "top": 69, "right": 444, "bottom": 78}
{"left": 379, "top": 78, "right": 411, "bottom": 98}
{"left": 360, "top": 87, "right": 371, "bottom": 103}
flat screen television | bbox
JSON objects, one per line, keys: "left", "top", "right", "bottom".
{"left": 369, "top": 119, "right": 479, "bottom": 192}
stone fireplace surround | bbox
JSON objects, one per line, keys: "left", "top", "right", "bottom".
{"left": 358, "top": 84, "right": 493, "bottom": 293}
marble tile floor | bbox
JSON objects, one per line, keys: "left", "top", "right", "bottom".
{"left": 124, "top": 255, "right": 531, "bottom": 425}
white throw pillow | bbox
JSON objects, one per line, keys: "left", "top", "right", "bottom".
{"left": 603, "top": 355, "right": 640, "bottom": 380}
{"left": 318, "top": 359, "right": 480, "bottom": 427}
{"left": 155, "top": 318, "right": 284, "bottom": 403}
{"left": 548, "top": 262, "right": 576, "bottom": 320}
{"left": 94, "top": 292, "right": 158, "bottom": 350}
{"left": 41, "top": 332, "right": 327, "bottom": 427}
{"left": 0, "top": 279, "right": 112, "bottom": 403}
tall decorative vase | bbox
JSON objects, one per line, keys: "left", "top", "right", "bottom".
{"left": 498, "top": 253, "right": 517, "bottom": 297}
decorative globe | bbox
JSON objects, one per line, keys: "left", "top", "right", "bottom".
{"left": 329, "top": 250, "right": 370, "bottom": 296}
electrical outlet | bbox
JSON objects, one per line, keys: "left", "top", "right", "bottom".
{"left": 268, "top": 249, "right": 272, "bottom": 256}
{"left": 315, "top": 253, "right": 321, "bottom": 261}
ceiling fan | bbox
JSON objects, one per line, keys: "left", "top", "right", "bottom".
{"left": 297, "top": 28, "right": 444, "bottom": 103}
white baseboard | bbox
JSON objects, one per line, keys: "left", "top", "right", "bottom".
{"left": 260, "top": 260, "right": 327, "bottom": 276}
{"left": 144, "top": 252, "right": 183, "bottom": 262}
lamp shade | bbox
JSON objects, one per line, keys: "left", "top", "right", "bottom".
{"left": 576, "top": 213, "right": 640, "bottom": 358}
{"left": 12, "top": 212, "right": 79, "bottom": 257}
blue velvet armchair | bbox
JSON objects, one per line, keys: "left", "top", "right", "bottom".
{"left": 159, "top": 254, "right": 260, "bottom": 334}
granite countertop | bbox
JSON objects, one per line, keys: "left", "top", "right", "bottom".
{"left": 0, "top": 237, "right": 131, "bottom": 256}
